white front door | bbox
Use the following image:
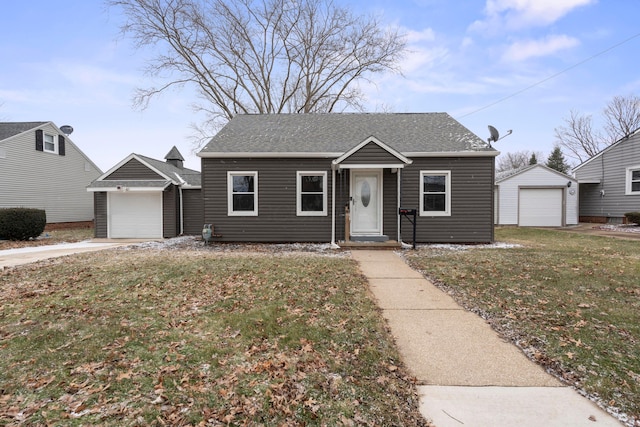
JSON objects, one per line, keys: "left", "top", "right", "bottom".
{"left": 351, "top": 170, "right": 382, "bottom": 236}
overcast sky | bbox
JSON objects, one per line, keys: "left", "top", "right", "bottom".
{"left": 1, "top": 0, "right": 639, "bottom": 172}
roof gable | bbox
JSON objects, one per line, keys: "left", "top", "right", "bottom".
{"left": 333, "top": 136, "right": 412, "bottom": 167}
{"left": 199, "top": 113, "right": 496, "bottom": 157}
{"left": 96, "top": 152, "right": 201, "bottom": 188}
{"left": 496, "top": 163, "right": 574, "bottom": 183}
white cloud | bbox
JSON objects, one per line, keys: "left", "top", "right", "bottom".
{"left": 405, "top": 28, "right": 436, "bottom": 43}
{"left": 502, "top": 34, "right": 580, "bottom": 62}
{"left": 471, "top": 0, "right": 596, "bottom": 32}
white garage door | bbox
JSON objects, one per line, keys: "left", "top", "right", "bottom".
{"left": 109, "top": 192, "right": 162, "bottom": 238}
{"left": 519, "top": 188, "right": 563, "bottom": 227}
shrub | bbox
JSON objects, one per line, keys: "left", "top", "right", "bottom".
{"left": 0, "top": 208, "right": 47, "bottom": 240}
{"left": 624, "top": 212, "right": 640, "bottom": 226}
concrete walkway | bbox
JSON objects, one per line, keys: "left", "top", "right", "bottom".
{"left": 351, "top": 250, "right": 622, "bottom": 427}
{"left": 0, "top": 241, "right": 133, "bottom": 269}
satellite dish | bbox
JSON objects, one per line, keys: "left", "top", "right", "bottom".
{"left": 487, "top": 125, "right": 499, "bottom": 143}
{"left": 60, "top": 125, "right": 74, "bottom": 135}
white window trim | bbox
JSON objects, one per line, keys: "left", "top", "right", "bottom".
{"left": 44, "top": 133, "right": 58, "bottom": 154}
{"left": 297, "top": 171, "right": 327, "bottom": 216}
{"left": 626, "top": 165, "right": 640, "bottom": 195}
{"left": 420, "top": 170, "right": 451, "bottom": 216}
{"left": 227, "top": 171, "right": 258, "bottom": 216}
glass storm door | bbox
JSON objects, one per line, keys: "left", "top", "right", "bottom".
{"left": 351, "top": 171, "right": 382, "bottom": 236}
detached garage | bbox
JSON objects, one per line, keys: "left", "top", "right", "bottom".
{"left": 495, "top": 164, "right": 578, "bottom": 227}
{"left": 88, "top": 147, "right": 202, "bottom": 239}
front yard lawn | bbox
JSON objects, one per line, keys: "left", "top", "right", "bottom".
{"left": 403, "top": 227, "right": 640, "bottom": 425}
{"left": 0, "top": 247, "right": 427, "bottom": 426}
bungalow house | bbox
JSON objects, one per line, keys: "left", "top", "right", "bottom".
{"left": 0, "top": 121, "right": 101, "bottom": 226}
{"left": 87, "top": 147, "right": 202, "bottom": 238}
{"left": 197, "top": 113, "right": 498, "bottom": 245}
{"left": 495, "top": 164, "right": 578, "bottom": 227}
{"left": 573, "top": 128, "right": 640, "bottom": 223}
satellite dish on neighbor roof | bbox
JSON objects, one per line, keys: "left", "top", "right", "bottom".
{"left": 60, "top": 125, "right": 74, "bottom": 136}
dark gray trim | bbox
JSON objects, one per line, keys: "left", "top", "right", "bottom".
{"left": 94, "top": 192, "right": 107, "bottom": 238}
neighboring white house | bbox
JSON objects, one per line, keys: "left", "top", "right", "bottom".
{"left": 495, "top": 164, "right": 578, "bottom": 227}
{"left": 0, "top": 122, "right": 102, "bottom": 224}
{"left": 573, "top": 128, "right": 640, "bottom": 223}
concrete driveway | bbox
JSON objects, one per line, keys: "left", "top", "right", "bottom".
{"left": 0, "top": 241, "right": 134, "bottom": 270}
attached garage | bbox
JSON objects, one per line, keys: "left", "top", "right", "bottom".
{"left": 518, "top": 188, "right": 563, "bottom": 227}
{"left": 108, "top": 192, "right": 162, "bottom": 238}
{"left": 495, "top": 164, "right": 578, "bottom": 227}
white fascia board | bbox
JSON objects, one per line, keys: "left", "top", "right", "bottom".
{"left": 198, "top": 151, "right": 342, "bottom": 158}
{"left": 87, "top": 186, "right": 168, "bottom": 193}
{"left": 336, "top": 163, "right": 408, "bottom": 169}
{"left": 405, "top": 151, "right": 500, "bottom": 158}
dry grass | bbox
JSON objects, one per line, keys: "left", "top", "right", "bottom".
{"left": 0, "top": 246, "right": 428, "bottom": 426}
{"left": 403, "top": 227, "right": 640, "bottom": 425}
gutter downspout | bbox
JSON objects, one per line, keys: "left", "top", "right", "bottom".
{"left": 174, "top": 173, "right": 186, "bottom": 235}
{"left": 397, "top": 168, "right": 405, "bottom": 246}
{"left": 331, "top": 163, "right": 338, "bottom": 247}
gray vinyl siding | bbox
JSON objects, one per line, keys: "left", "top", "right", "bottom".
{"left": 162, "top": 185, "right": 180, "bottom": 238}
{"left": 341, "top": 142, "right": 404, "bottom": 165}
{"left": 94, "top": 192, "right": 107, "bottom": 238}
{"left": 202, "top": 158, "right": 333, "bottom": 242}
{"left": 104, "top": 159, "right": 164, "bottom": 180}
{"left": 0, "top": 123, "right": 101, "bottom": 223}
{"left": 182, "top": 189, "right": 203, "bottom": 235}
{"left": 382, "top": 168, "right": 399, "bottom": 239}
{"left": 400, "top": 157, "right": 494, "bottom": 243}
{"left": 575, "top": 133, "right": 640, "bottom": 220}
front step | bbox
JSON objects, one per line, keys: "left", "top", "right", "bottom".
{"left": 339, "top": 240, "right": 402, "bottom": 250}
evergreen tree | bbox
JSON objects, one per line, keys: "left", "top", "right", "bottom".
{"left": 529, "top": 153, "right": 538, "bottom": 165}
{"left": 546, "top": 146, "right": 570, "bottom": 174}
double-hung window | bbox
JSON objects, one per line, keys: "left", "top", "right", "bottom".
{"left": 44, "top": 133, "right": 57, "bottom": 153}
{"left": 228, "top": 171, "right": 258, "bottom": 216}
{"left": 297, "top": 171, "right": 327, "bottom": 216}
{"left": 420, "top": 170, "right": 451, "bottom": 216}
{"left": 626, "top": 166, "right": 640, "bottom": 195}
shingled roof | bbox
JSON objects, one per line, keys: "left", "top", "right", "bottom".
{"left": 199, "top": 113, "right": 495, "bottom": 156}
{"left": 0, "top": 122, "right": 47, "bottom": 141}
{"left": 136, "top": 154, "right": 201, "bottom": 187}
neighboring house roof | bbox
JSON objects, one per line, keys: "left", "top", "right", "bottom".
{"left": 573, "top": 127, "right": 640, "bottom": 172}
{"left": 0, "top": 122, "right": 48, "bottom": 141}
{"left": 88, "top": 146, "right": 201, "bottom": 190}
{"left": 496, "top": 163, "right": 575, "bottom": 183}
{"left": 199, "top": 113, "right": 496, "bottom": 157}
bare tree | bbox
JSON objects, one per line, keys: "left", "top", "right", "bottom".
{"left": 554, "top": 94, "right": 640, "bottom": 163}
{"left": 496, "top": 150, "right": 543, "bottom": 173}
{"left": 603, "top": 94, "right": 640, "bottom": 141}
{"left": 109, "top": 0, "right": 406, "bottom": 144}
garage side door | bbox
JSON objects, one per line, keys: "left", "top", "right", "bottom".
{"left": 109, "top": 192, "right": 162, "bottom": 238}
{"left": 519, "top": 188, "right": 563, "bottom": 227}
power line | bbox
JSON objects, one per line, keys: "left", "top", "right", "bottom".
{"left": 458, "top": 31, "right": 640, "bottom": 119}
